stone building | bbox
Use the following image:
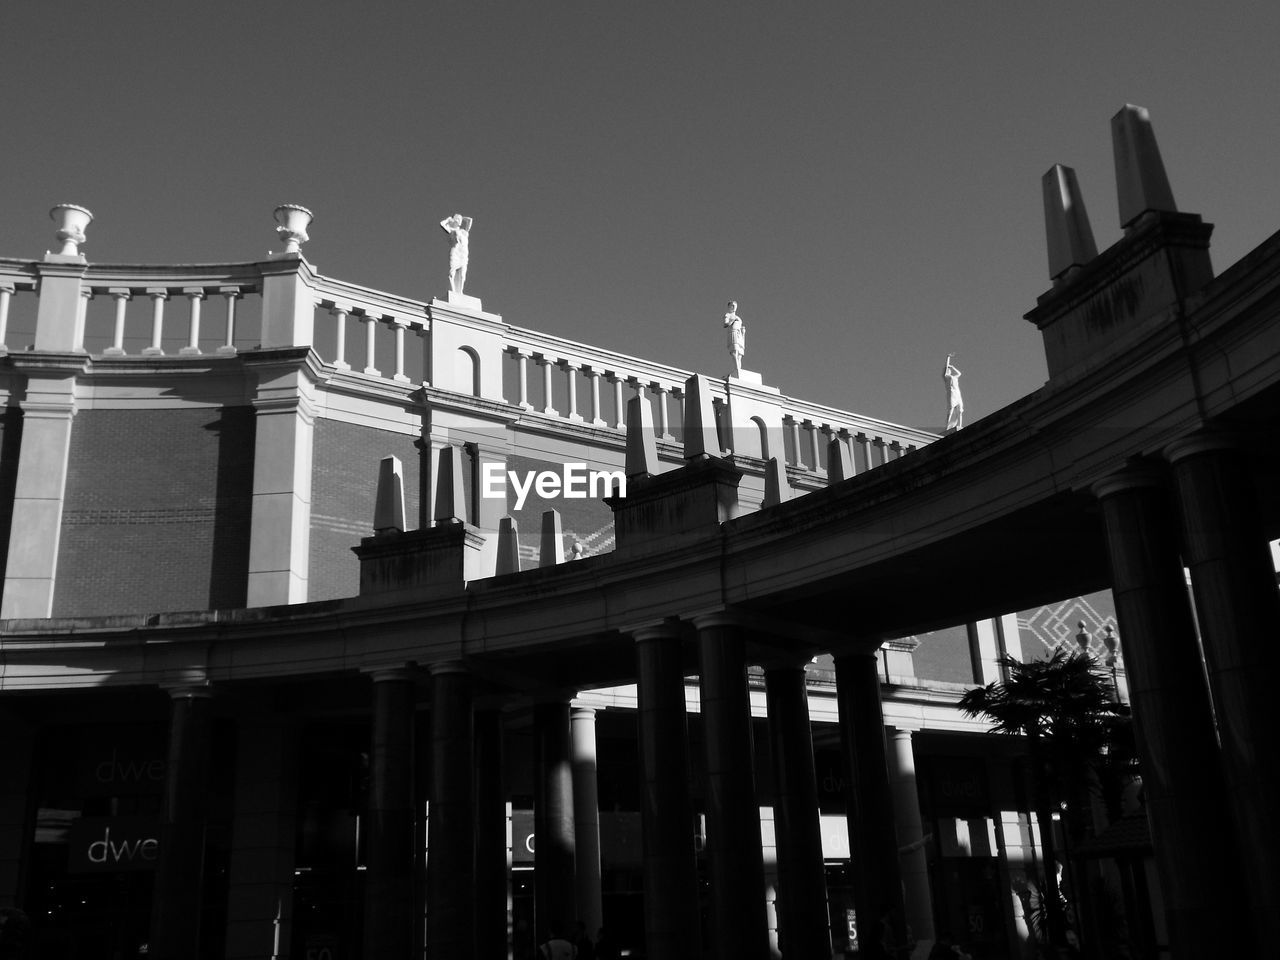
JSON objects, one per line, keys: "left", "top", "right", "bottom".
{"left": 2, "top": 106, "right": 1276, "bottom": 960}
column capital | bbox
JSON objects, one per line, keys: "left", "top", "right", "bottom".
{"left": 1091, "top": 462, "right": 1167, "bottom": 499}
{"left": 145, "top": 287, "right": 170, "bottom": 300}
{"left": 1164, "top": 429, "right": 1246, "bottom": 464}
{"left": 688, "top": 610, "right": 751, "bottom": 631}
{"left": 569, "top": 704, "right": 597, "bottom": 721}
{"left": 429, "top": 660, "right": 469, "bottom": 677}
{"left": 107, "top": 286, "right": 132, "bottom": 300}
{"left": 627, "top": 618, "right": 684, "bottom": 643}
{"left": 181, "top": 286, "right": 206, "bottom": 299}
{"left": 361, "top": 664, "right": 418, "bottom": 683}
{"left": 163, "top": 682, "right": 213, "bottom": 700}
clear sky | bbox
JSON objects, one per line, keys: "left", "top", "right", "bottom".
{"left": 3, "top": 2, "right": 1278, "bottom": 431}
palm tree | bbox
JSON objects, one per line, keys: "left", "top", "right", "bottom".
{"left": 959, "top": 649, "right": 1132, "bottom": 957}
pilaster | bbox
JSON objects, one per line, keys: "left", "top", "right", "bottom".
{"left": 1, "top": 355, "right": 87, "bottom": 618}
{"left": 32, "top": 259, "right": 88, "bottom": 352}
{"left": 258, "top": 256, "right": 315, "bottom": 349}
{"left": 244, "top": 348, "right": 319, "bottom": 607}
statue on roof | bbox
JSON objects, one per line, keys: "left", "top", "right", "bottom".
{"left": 723, "top": 300, "right": 745, "bottom": 378}
{"left": 944, "top": 354, "right": 963, "bottom": 433}
{"left": 440, "top": 214, "right": 473, "bottom": 295}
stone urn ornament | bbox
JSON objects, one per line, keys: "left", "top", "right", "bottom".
{"left": 50, "top": 204, "right": 93, "bottom": 257}
{"left": 273, "top": 204, "right": 313, "bottom": 254}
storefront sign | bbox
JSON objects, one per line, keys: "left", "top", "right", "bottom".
{"left": 67, "top": 817, "right": 160, "bottom": 873}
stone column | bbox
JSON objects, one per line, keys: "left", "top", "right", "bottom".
{"left": 1166, "top": 436, "right": 1280, "bottom": 949}
{"left": 541, "top": 356, "right": 557, "bottom": 416}
{"left": 392, "top": 319, "right": 410, "bottom": 383}
{"left": 534, "top": 700, "right": 575, "bottom": 941}
{"left": 613, "top": 376, "right": 625, "bottom": 429}
{"left": 887, "top": 727, "right": 935, "bottom": 942}
{"left": 1094, "top": 469, "right": 1246, "bottom": 959}
{"left": 588, "top": 368, "right": 604, "bottom": 425}
{"left": 106, "top": 288, "right": 130, "bottom": 355}
{"left": 656, "top": 384, "right": 672, "bottom": 439}
{"left": 427, "top": 663, "right": 475, "bottom": 958}
{"left": 633, "top": 622, "right": 701, "bottom": 959}
{"left": 571, "top": 706, "right": 604, "bottom": 938}
{"left": 364, "top": 669, "right": 416, "bottom": 960}
{"left": 218, "top": 287, "right": 241, "bottom": 354}
{"left": 474, "top": 708, "right": 508, "bottom": 960}
{"left": 515, "top": 350, "right": 532, "bottom": 409}
{"left": 807, "top": 421, "right": 821, "bottom": 471}
{"left": 259, "top": 255, "right": 314, "bottom": 349}
{"left": 224, "top": 721, "right": 299, "bottom": 960}
{"left": 244, "top": 351, "right": 316, "bottom": 606}
{"left": 0, "top": 708, "right": 35, "bottom": 909}
{"left": 834, "top": 651, "right": 907, "bottom": 955}
{"left": 362, "top": 313, "right": 380, "bottom": 376}
{"left": 565, "top": 363, "right": 582, "bottom": 421}
{"left": 694, "top": 614, "right": 770, "bottom": 960}
{"left": 180, "top": 287, "right": 204, "bottom": 355}
{"left": 143, "top": 288, "right": 167, "bottom": 355}
{"left": 0, "top": 364, "right": 80, "bottom": 619}
{"left": 33, "top": 258, "right": 88, "bottom": 351}
{"left": 763, "top": 660, "right": 831, "bottom": 959}
{"left": 150, "top": 685, "right": 214, "bottom": 960}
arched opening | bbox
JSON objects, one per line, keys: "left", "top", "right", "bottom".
{"left": 456, "top": 346, "right": 481, "bottom": 397}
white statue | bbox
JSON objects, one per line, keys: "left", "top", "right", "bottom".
{"left": 439, "top": 214, "right": 473, "bottom": 295}
{"left": 723, "top": 300, "right": 745, "bottom": 377}
{"left": 944, "top": 354, "right": 963, "bottom": 433}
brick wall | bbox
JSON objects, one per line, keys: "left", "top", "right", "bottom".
{"left": 503, "top": 454, "right": 616, "bottom": 565}
{"left": 54, "top": 407, "right": 255, "bottom": 617}
{"left": 309, "top": 421, "right": 422, "bottom": 601}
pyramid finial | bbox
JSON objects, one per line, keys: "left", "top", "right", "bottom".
{"left": 496, "top": 516, "right": 521, "bottom": 575}
{"left": 763, "top": 456, "right": 791, "bottom": 506}
{"left": 1112, "top": 104, "right": 1177, "bottom": 229}
{"left": 1042, "top": 164, "right": 1099, "bottom": 280}
{"left": 682, "top": 374, "right": 722, "bottom": 460}
{"left": 540, "top": 509, "right": 564, "bottom": 566}
{"left": 373, "top": 456, "right": 406, "bottom": 534}
{"left": 433, "top": 446, "right": 467, "bottom": 524}
{"left": 625, "top": 395, "right": 660, "bottom": 478}
{"left": 827, "top": 437, "right": 853, "bottom": 483}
